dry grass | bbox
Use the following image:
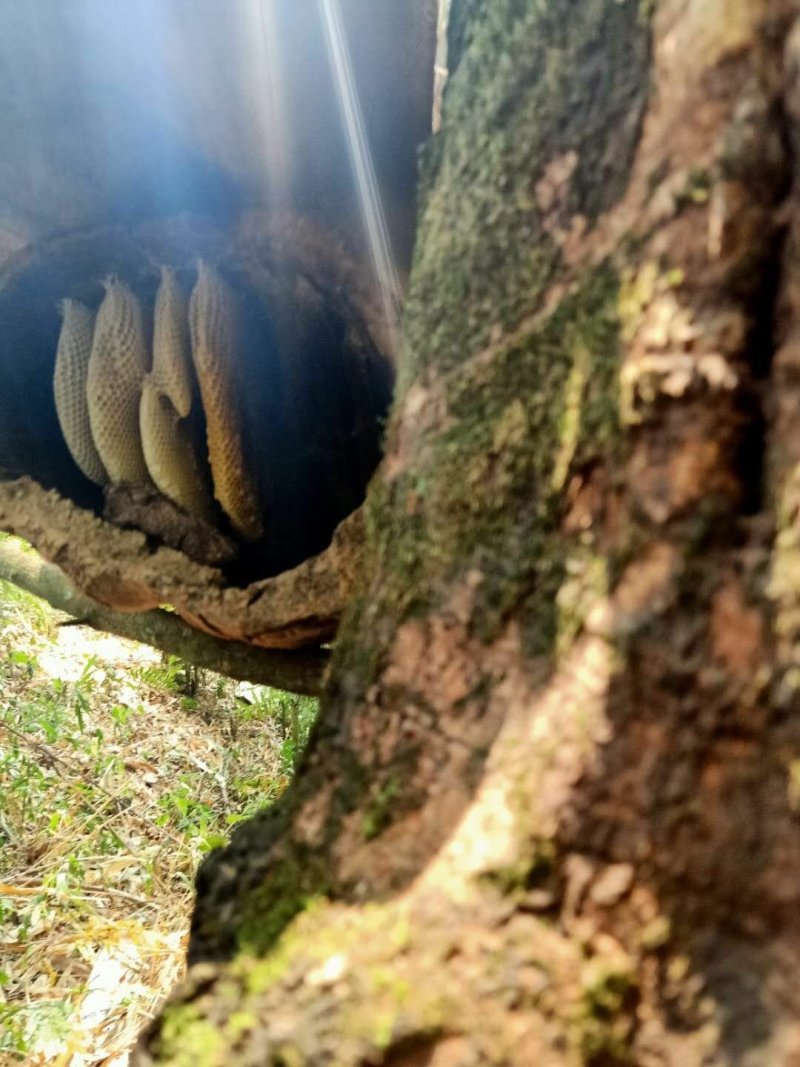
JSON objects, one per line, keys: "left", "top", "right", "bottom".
{"left": 0, "top": 546, "right": 316, "bottom": 1065}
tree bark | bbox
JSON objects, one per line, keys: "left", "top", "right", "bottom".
{"left": 28, "top": 0, "right": 800, "bottom": 1062}
{"left": 0, "top": 537, "right": 328, "bottom": 696}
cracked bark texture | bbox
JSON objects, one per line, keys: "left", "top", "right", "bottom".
{"left": 101, "top": 0, "right": 800, "bottom": 1062}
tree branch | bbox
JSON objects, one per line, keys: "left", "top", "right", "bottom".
{"left": 0, "top": 538, "right": 328, "bottom": 696}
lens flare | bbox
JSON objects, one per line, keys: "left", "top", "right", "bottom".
{"left": 318, "top": 0, "right": 402, "bottom": 357}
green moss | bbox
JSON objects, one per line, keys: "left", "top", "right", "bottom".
{"left": 368, "top": 967, "right": 412, "bottom": 1005}
{"left": 244, "top": 944, "right": 295, "bottom": 997}
{"left": 226, "top": 1011, "right": 258, "bottom": 1040}
{"left": 235, "top": 849, "right": 331, "bottom": 958}
{"left": 583, "top": 963, "right": 635, "bottom": 1019}
{"left": 271, "top": 1047, "right": 304, "bottom": 1067}
{"left": 154, "top": 1004, "right": 226, "bottom": 1066}
{"left": 445, "top": 0, "right": 481, "bottom": 76}
{"left": 639, "top": 916, "right": 672, "bottom": 951}
{"left": 674, "top": 167, "right": 712, "bottom": 210}
{"left": 362, "top": 773, "right": 402, "bottom": 840}
{"left": 370, "top": 1011, "right": 396, "bottom": 1051}
{"left": 367, "top": 264, "right": 623, "bottom": 658}
{"left": 333, "top": 0, "right": 645, "bottom": 699}
{"left": 573, "top": 957, "right": 637, "bottom": 1065}
{"left": 340, "top": 979, "right": 448, "bottom": 1058}
{"left": 482, "top": 837, "right": 557, "bottom": 896}
{"left": 578, "top": 1024, "right": 633, "bottom": 1066}
{"left": 342, "top": 968, "right": 416, "bottom": 1052}
{"left": 405, "top": 0, "right": 650, "bottom": 382}
{"left": 556, "top": 551, "right": 610, "bottom": 658}
{"left": 328, "top": 591, "right": 385, "bottom": 696}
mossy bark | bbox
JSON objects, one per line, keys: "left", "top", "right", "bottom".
{"left": 137, "top": 1, "right": 800, "bottom": 1064}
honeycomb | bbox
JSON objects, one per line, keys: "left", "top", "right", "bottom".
{"left": 53, "top": 299, "right": 108, "bottom": 486}
{"left": 152, "top": 266, "right": 192, "bottom": 418}
{"left": 87, "top": 279, "right": 151, "bottom": 485}
{"left": 52, "top": 264, "right": 266, "bottom": 545}
{"left": 189, "top": 262, "right": 263, "bottom": 541}
{"left": 139, "top": 377, "right": 212, "bottom": 519}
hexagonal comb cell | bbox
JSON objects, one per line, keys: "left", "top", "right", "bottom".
{"left": 0, "top": 216, "right": 394, "bottom": 583}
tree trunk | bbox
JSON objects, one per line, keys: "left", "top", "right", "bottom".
{"left": 18, "top": 0, "right": 800, "bottom": 1062}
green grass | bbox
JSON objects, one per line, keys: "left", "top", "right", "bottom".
{"left": 0, "top": 565, "right": 319, "bottom": 1062}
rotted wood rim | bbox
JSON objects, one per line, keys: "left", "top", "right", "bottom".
{"left": 0, "top": 476, "right": 364, "bottom": 651}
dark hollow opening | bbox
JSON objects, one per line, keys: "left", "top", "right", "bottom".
{"left": 0, "top": 217, "right": 393, "bottom": 582}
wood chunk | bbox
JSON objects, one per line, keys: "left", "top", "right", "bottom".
{"left": 104, "top": 483, "right": 237, "bottom": 566}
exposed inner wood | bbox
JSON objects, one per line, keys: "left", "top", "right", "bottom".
{"left": 103, "top": 483, "right": 238, "bottom": 567}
